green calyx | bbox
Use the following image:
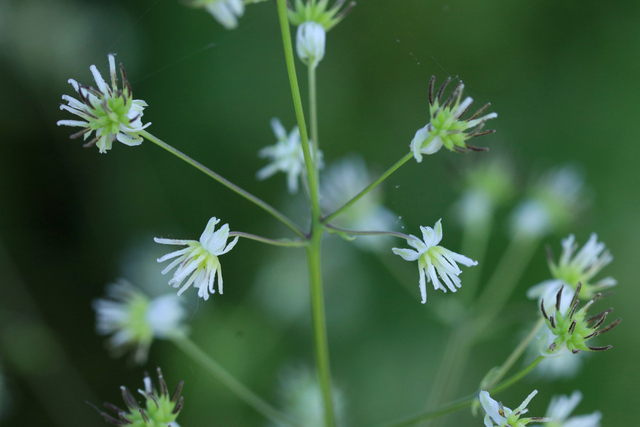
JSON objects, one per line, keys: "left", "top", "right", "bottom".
{"left": 540, "top": 283, "right": 620, "bottom": 354}
{"left": 288, "top": 0, "right": 354, "bottom": 30}
{"left": 99, "top": 367, "right": 184, "bottom": 426}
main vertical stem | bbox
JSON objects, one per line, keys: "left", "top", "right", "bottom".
{"left": 308, "top": 65, "right": 320, "bottom": 168}
{"left": 307, "top": 229, "right": 337, "bottom": 427}
{"left": 275, "top": 1, "right": 336, "bottom": 425}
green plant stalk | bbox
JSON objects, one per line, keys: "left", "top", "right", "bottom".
{"left": 309, "top": 64, "right": 320, "bottom": 171}
{"left": 275, "top": 0, "right": 320, "bottom": 217}
{"left": 425, "top": 232, "right": 538, "bottom": 427}
{"left": 325, "top": 224, "right": 412, "bottom": 240}
{"left": 378, "top": 356, "right": 545, "bottom": 427}
{"left": 229, "top": 231, "right": 308, "bottom": 247}
{"left": 323, "top": 152, "right": 413, "bottom": 223}
{"left": 171, "top": 336, "right": 299, "bottom": 427}
{"left": 306, "top": 229, "right": 337, "bottom": 427}
{"left": 276, "top": 2, "right": 336, "bottom": 425}
{"left": 140, "top": 130, "right": 305, "bottom": 239}
{"left": 484, "top": 317, "right": 545, "bottom": 390}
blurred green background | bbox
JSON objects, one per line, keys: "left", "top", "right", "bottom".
{"left": 1, "top": 0, "right": 639, "bottom": 425}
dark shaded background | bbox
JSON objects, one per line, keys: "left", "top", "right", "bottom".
{"left": 1, "top": 0, "right": 639, "bottom": 425}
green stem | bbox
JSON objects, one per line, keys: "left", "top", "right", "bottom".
{"left": 171, "top": 336, "right": 299, "bottom": 427}
{"left": 378, "top": 356, "right": 544, "bottom": 427}
{"left": 276, "top": 2, "right": 336, "bottom": 425}
{"left": 323, "top": 152, "right": 413, "bottom": 224}
{"left": 484, "top": 317, "right": 545, "bottom": 390}
{"left": 306, "top": 231, "right": 337, "bottom": 427}
{"left": 308, "top": 64, "right": 320, "bottom": 167}
{"left": 229, "top": 231, "right": 308, "bottom": 247}
{"left": 489, "top": 356, "right": 544, "bottom": 395}
{"left": 325, "top": 224, "right": 412, "bottom": 240}
{"left": 140, "top": 130, "right": 305, "bottom": 239}
{"left": 275, "top": 0, "right": 320, "bottom": 217}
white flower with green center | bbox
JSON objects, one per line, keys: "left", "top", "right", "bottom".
{"left": 57, "top": 54, "right": 150, "bottom": 154}
{"left": 528, "top": 234, "right": 615, "bottom": 304}
{"left": 190, "top": 0, "right": 244, "bottom": 29}
{"left": 392, "top": 219, "right": 477, "bottom": 303}
{"left": 98, "top": 367, "right": 184, "bottom": 427}
{"left": 480, "top": 390, "right": 552, "bottom": 427}
{"left": 155, "top": 217, "right": 239, "bottom": 300}
{"left": 510, "top": 166, "right": 587, "bottom": 239}
{"left": 410, "top": 76, "right": 497, "bottom": 162}
{"left": 288, "top": 0, "right": 355, "bottom": 31}
{"left": 257, "top": 118, "right": 322, "bottom": 194}
{"left": 93, "top": 280, "right": 187, "bottom": 364}
{"left": 542, "top": 391, "right": 601, "bottom": 427}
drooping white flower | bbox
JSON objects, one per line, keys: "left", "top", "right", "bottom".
{"left": 257, "top": 118, "right": 322, "bottom": 194}
{"left": 479, "top": 390, "right": 551, "bottom": 427}
{"left": 296, "top": 21, "right": 326, "bottom": 68}
{"left": 93, "top": 280, "right": 187, "bottom": 364}
{"left": 392, "top": 219, "right": 477, "bottom": 303}
{"left": 410, "top": 76, "right": 497, "bottom": 162}
{"left": 510, "top": 166, "right": 587, "bottom": 239}
{"left": 57, "top": 54, "right": 150, "bottom": 154}
{"left": 320, "top": 155, "right": 398, "bottom": 252}
{"left": 543, "top": 391, "right": 601, "bottom": 427}
{"left": 190, "top": 0, "right": 244, "bottom": 29}
{"left": 528, "top": 234, "right": 615, "bottom": 303}
{"left": 155, "top": 217, "right": 239, "bottom": 300}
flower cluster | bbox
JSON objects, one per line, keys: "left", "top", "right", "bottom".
{"left": 98, "top": 367, "right": 184, "bottom": 427}
{"left": 57, "top": 54, "right": 149, "bottom": 154}
{"left": 257, "top": 118, "right": 322, "bottom": 194}
{"left": 392, "top": 219, "right": 477, "bottom": 303}
{"left": 93, "top": 280, "right": 187, "bottom": 364}
{"left": 410, "top": 76, "right": 497, "bottom": 162}
{"left": 540, "top": 283, "right": 620, "bottom": 355}
{"left": 155, "top": 217, "right": 239, "bottom": 300}
{"left": 479, "top": 390, "right": 551, "bottom": 427}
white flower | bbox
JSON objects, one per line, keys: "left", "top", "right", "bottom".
{"left": 510, "top": 166, "right": 587, "bottom": 239}
{"left": 57, "top": 54, "right": 150, "bottom": 154}
{"left": 257, "top": 118, "right": 322, "bottom": 194}
{"left": 410, "top": 76, "right": 497, "bottom": 162}
{"left": 321, "top": 155, "right": 398, "bottom": 252}
{"left": 154, "top": 217, "right": 239, "bottom": 300}
{"left": 201, "top": 0, "right": 244, "bottom": 29}
{"left": 480, "top": 390, "right": 551, "bottom": 427}
{"left": 543, "top": 391, "right": 601, "bottom": 427}
{"left": 296, "top": 21, "right": 326, "bottom": 68}
{"left": 530, "top": 234, "right": 615, "bottom": 304}
{"left": 392, "top": 219, "right": 477, "bottom": 303}
{"left": 93, "top": 280, "right": 187, "bottom": 364}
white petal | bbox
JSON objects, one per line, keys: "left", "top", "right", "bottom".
{"left": 392, "top": 248, "right": 421, "bottom": 261}
{"left": 270, "top": 117, "right": 288, "bottom": 141}
{"left": 479, "top": 391, "right": 506, "bottom": 424}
